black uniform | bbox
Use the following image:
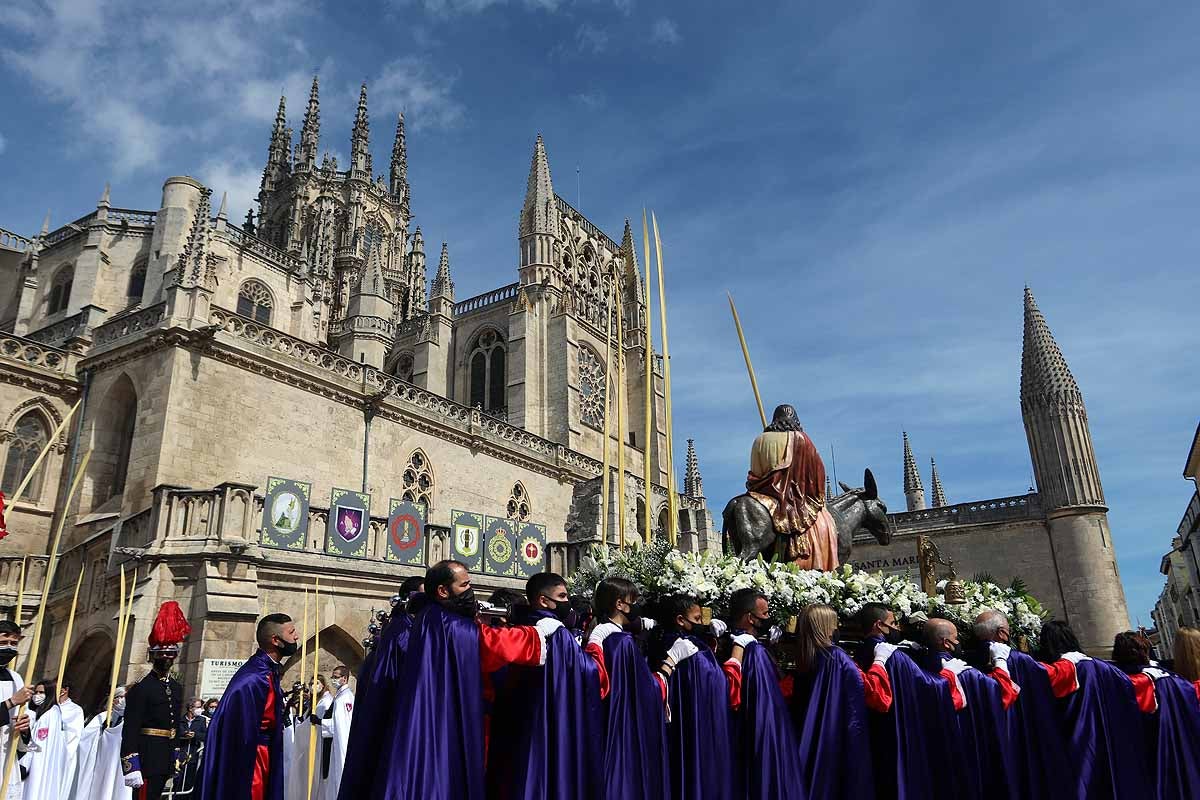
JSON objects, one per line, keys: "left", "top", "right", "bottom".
{"left": 121, "top": 670, "right": 183, "bottom": 799}
{"left": 176, "top": 712, "right": 208, "bottom": 794}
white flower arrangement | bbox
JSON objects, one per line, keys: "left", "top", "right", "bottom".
{"left": 569, "top": 541, "right": 1044, "bottom": 645}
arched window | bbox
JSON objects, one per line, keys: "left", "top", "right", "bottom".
{"left": 237, "top": 280, "right": 273, "bottom": 325}
{"left": 391, "top": 352, "right": 414, "bottom": 383}
{"left": 468, "top": 330, "right": 506, "bottom": 414}
{"left": 127, "top": 259, "right": 147, "bottom": 305}
{"left": 507, "top": 482, "right": 531, "bottom": 522}
{"left": 656, "top": 507, "right": 669, "bottom": 540}
{"left": 2, "top": 413, "right": 49, "bottom": 502}
{"left": 95, "top": 375, "right": 137, "bottom": 503}
{"left": 401, "top": 449, "right": 434, "bottom": 509}
{"left": 578, "top": 345, "right": 606, "bottom": 430}
{"left": 635, "top": 497, "right": 646, "bottom": 540}
{"left": 47, "top": 266, "right": 74, "bottom": 315}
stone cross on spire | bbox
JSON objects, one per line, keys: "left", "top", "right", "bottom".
{"left": 930, "top": 457, "right": 948, "bottom": 507}
{"left": 298, "top": 75, "right": 320, "bottom": 169}
{"left": 684, "top": 438, "right": 705, "bottom": 499}
{"left": 902, "top": 431, "right": 926, "bottom": 511}
{"left": 351, "top": 83, "right": 372, "bottom": 175}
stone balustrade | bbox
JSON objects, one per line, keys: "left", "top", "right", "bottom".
{"left": 108, "top": 208, "right": 157, "bottom": 227}
{"left": 221, "top": 224, "right": 304, "bottom": 272}
{"left": 0, "top": 332, "right": 70, "bottom": 376}
{"left": 92, "top": 302, "right": 166, "bottom": 347}
{"left": 43, "top": 213, "right": 96, "bottom": 247}
{"left": 0, "top": 227, "right": 33, "bottom": 253}
{"left": 555, "top": 196, "right": 619, "bottom": 253}
{"left": 454, "top": 283, "right": 519, "bottom": 316}
{"left": 889, "top": 493, "right": 1043, "bottom": 533}
{"left": 26, "top": 305, "right": 108, "bottom": 348}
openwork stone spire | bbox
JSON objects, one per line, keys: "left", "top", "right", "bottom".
{"left": 519, "top": 133, "right": 556, "bottom": 238}
{"left": 825, "top": 475, "right": 833, "bottom": 501}
{"left": 431, "top": 242, "right": 454, "bottom": 300}
{"left": 298, "top": 75, "right": 320, "bottom": 168}
{"left": 358, "top": 240, "right": 387, "bottom": 297}
{"left": 409, "top": 227, "right": 427, "bottom": 313}
{"left": 1020, "top": 286, "right": 1081, "bottom": 402}
{"left": 390, "top": 112, "right": 408, "bottom": 199}
{"left": 177, "top": 188, "right": 215, "bottom": 288}
{"left": 930, "top": 457, "right": 948, "bottom": 507}
{"left": 684, "top": 438, "right": 705, "bottom": 499}
{"left": 261, "top": 95, "right": 291, "bottom": 192}
{"left": 351, "top": 83, "right": 372, "bottom": 175}
{"left": 620, "top": 218, "right": 645, "bottom": 307}
{"left": 902, "top": 431, "right": 926, "bottom": 511}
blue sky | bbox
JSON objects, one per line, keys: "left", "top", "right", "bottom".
{"left": 2, "top": 1, "right": 1198, "bottom": 625}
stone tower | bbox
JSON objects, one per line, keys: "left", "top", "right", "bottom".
{"left": 930, "top": 457, "right": 948, "bottom": 508}
{"left": 903, "top": 432, "right": 926, "bottom": 511}
{"left": 1020, "top": 286, "right": 1129, "bottom": 652}
{"left": 517, "top": 133, "right": 560, "bottom": 289}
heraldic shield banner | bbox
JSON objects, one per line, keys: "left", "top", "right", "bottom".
{"left": 450, "top": 510, "right": 484, "bottom": 572}
{"left": 515, "top": 522, "right": 547, "bottom": 578}
{"left": 326, "top": 488, "right": 371, "bottom": 558}
{"left": 386, "top": 499, "right": 427, "bottom": 565}
{"left": 483, "top": 516, "right": 518, "bottom": 576}
{"left": 260, "top": 477, "right": 313, "bottom": 550}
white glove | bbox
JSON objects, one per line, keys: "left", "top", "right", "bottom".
{"left": 872, "top": 642, "right": 898, "bottom": 665}
{"left": 988, "top": 642, "right": 1011, "bottom": 662}
{"left": 767, "top": 625, "right": 782, "bottom": 645}
{"left": 1143, "top": 666, "right": 1169, "bottom": 680}
{"left": 666, "top": 637, "right": 700, "bottom": 665}
{"left": 124, "top": 771, "right": 144, "bottom": 789}
{"left": 640, "top": 617, "right": 657, "bottom": 632}
{"left": 710, "top": 619, "right": 728, "bottom": 638}
{"left": 1062, "top": 651, "right": 1091, "bottom": 664}
{"left": 731, "top": 632, "right": 756, "bottom": 648}
{"left": 587, "top": 622, "right": 622, "bottom": 649}
{"left": 535, "top": 617, "right": 564, "bottom": 638}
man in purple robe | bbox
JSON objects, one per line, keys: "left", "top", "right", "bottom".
{"left": 485, "top": 572, "right": 604, "bottom": 800}
{"left": 371, "top": 560, "right": 557, "bottom": 800}
{"left": 201, "top": 613, "right": 298, "bottom": 800}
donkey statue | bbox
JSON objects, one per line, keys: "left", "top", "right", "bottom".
{"left": 723, "top": 468, "right": 891, "bottom": 566}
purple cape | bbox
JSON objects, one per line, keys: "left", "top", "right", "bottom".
{"left": 940, "top": 653, "right": 1016, "bottom": 800}
{"left": 1000, "top": 650, "right": 1075, "bottom": 798}
{"left": 874, "top": 648, "right": 969, "bottom": 800}
{"left": 792, "top": 646, "right": 873, "bottom": 800}
{"left": 337, "top": 610, "right": 413, "bottom": 800}
{"left": 485, "top": 609, "right": 604, "bottom": 800}
{"left": 663, "top": 633, "right": 734, "bottom": 800}
{"left": 374, "top": 603, "right": 486, "bottom": 800}
{"left": 200, "top": 649, "right": 284, "bottom": 800}
{"left": 599, "top": 630, "right": 669, "bottom": 799}
{"left": 1146, "top": 673, "right": 1200, "bottom": 799}
{"left": 730, "top": 639, "right": 805, "bottom": 800}
{"left": 1057, "top": 658, "right": 1150, "bottom": 799}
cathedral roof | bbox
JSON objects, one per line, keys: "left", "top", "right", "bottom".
{"left": 1020, "top": 286, "right": 1080, "bottom": 401}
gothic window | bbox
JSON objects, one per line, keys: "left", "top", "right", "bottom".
{"left": 507, "top": 482, "right": 531, "bottom": 522}
{"left": 578, "top": 345, "right": 607, "bottom": 431}
{"left": 1, "top": 413, "right": 49, "bottom": 502}
{"left": 468, "top": 330, "right": 506, "bottom": 414}
{"left": 127, "top": 259, "right": 147, "bottom": 305}
{"left": 656, "top": 507, "right": 669, "bottom": 540}
{"left": 636, "top": 497, "right": 646, "bottom": 540}
{"left": 401, "top": 449, "right": 434, "bottom": 509}
{"left": 391, "top": 352, "right": 414, "bottom": 383}
{"left": 96, "top": 375, "right": 137, "bottom": 504}
{"left": 47, "top": 266, "right": 73, "bottom": 315}
{"left": 237, "top": 280, "right": 273, "bottom": 325}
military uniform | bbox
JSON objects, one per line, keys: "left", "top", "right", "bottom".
{"left": 121, "top": 669, "right": 184, "bottom": 799}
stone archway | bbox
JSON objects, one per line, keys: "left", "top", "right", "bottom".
{"left": 64, "top": 628, "right": 115, "bottom": 717}
{"left": 280, "top": 624, "right": 366, "bottom": 693}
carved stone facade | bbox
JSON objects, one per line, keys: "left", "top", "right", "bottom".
{"left": 0, "top": 103, "right": 712, "bottom": 708}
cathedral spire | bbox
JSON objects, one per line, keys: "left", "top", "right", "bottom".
{"left": 431, "top": 242, "right": 454, "bottom": 301}
{"left": 177, "top": 188, "right": 214, "bottom": 288}
{"left": 519, "top": 133, "right": 556, "bottom": 239}
{"left": 409, "top": 226, "right": 428, "bottom": 315}
{"left": 1020, "top": 285, "right": 1080, "bottom": 401}
{"left": 358, "top": 241, "right": 387, "bottom": 297}
{"left": 825, "top": 475, "right": 833, "bottom": 502}
{"left": 261, "top": 95, "right": 291, "bottom": 194}
{"left": 351, "top": 83, "right": 372, "bottom": 176}
{"left": 390, "top": 112, "right": 408, "bottom": 198}
{"left": 620, "top": 218, "right": 645, "bottom": 307}
{"left": 684, "top": 438, "right": 705, "bottom": 499}
{"left": 903, "top": 431, "right": 926, "bottom": 511}
{"left": 930, "top": 457, "right": 948, "bottom": 507}
{"left": 298, "top": 75, "right": 320, "bottom": 169}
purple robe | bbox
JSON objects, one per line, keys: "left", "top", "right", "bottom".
{"left": 374, "top": 603, "right": 487, "bottom": 800}
{"left": 1057, "top": 658, "right": 1149, "bottom": 799}
{"left": 792, "top": 646, "right": 873, "bottom": 800}
{"left": 1000, "top": 650, "right": 1074, "bottom": 799}
{"left": 663, "top": 632, "right": 734, "bottom": 800}
{"left": 1140, "top": 671, "right": 1200, "bottom": 800}
{"left": 938, "top": 652, "right": 1015, "bottom": 800}
{"left": 200, "top": 649, "right": 284, "bottom": 800}
{"left": 338, "top": 611, "right": 413, "bottom": 800}
{"left": 599, "top": 630, "right": 669, "bottom": 799}
{"left": 730, "top": 638, "right": 805, "bottom": 800}
{"left": 485, "top": 609, "right": 604, "bottom": 800}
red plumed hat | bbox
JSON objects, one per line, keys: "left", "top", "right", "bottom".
{"left": 147, "top": 601, "right": 191, "bottom": 655}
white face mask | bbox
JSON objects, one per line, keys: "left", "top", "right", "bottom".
{"left": 114, "top": 697, "right": 126, "bottom": 712}
{"left": 31, "top": 693, "right": 45, "bottom": 707}
{"left": 192, "top": 706, "right": 203, "bottom": 715}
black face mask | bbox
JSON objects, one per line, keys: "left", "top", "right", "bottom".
{"left": 277, "top": 640, "right": 299, "bottom": 658}
{"left": 448, "top": 588, "right": 478, "bottom": 618}
{"left": 152, "top": 658, "right": 175, "bottom": 674}
{"left": 753, "top": 616, "right": 773, "bottom": 636}
{"left": 686, "top": 623, "right": 712, "bottom": 640}
{"left": 0, "top": 646, "right": 17, "bottom": 666}
{"left": 884, "top": 626, "right": 904, "bottom": 645}
{"left": 547, "top": 600, "right": 578, "bottom": 629}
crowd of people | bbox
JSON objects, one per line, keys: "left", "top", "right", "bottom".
{"left": 4, "top": 564, "right": 1200, "bottom": 799}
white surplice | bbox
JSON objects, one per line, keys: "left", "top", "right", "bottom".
{"left": 318, "top": 686, "right": 354, "bottom": 800}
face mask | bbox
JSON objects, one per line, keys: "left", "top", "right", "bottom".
{"left": 0, "top": 646, "right": 17, "bottom": 666}
{"left": 884, "top": 626, "right": 904, "bottom": 645}
{"left": 206, "top": 707, "right": 216, "bottom": 716}
{"left": 192, "top": 705, "right": 203, "bottom": 715}
{"left": 547, "top": 599, "right": 578, "bottom": 628}
{"left": 686, "top": 622, "right": 711, "bottom": 640}
{"left": 277, "top": 639, "right": 299, "bottom": 658}
{"left": 753, "top": 616, "right": 773, "bottom": 636}
{"left": 448, "top": 587, "right": 478, "bottom": 618}
{"left": 114, "top": 697, "right": 126, "bottom": 713}
{"left": 948, "top": 643, "right": 963, "bottom": 658}
{"left": 31, "top": 693, "right": 45, "bottom": 707}
{"left": 153, "top": 658, "right": 174, "bottom": 674}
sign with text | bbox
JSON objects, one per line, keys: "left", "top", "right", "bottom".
{"left": 451, "top": 510, "right": 484, "bottom": 572}
{"left": 848, "top": 554, "right": 920, "bottom": 578}
{"left": 386, "top": 499, "right": 427, "bottom": 565}
{"left": 199, "top": 658, "right": 248, "bottom": 697}
{"left": 483, "top": 516, "right": 518, "bottom": 576}
{"left": 260, "top": 476, "right": 312, "bottom": 550}
{"left": 325, "top": 488, "right": 371, "bottom": 558}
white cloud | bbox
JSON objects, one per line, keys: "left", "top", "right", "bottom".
{"left": 372, "top": 57, "right": 465, "bottom": 130}
{"left": 200, "top": 155, "right": 263, "bottom": 225}
{"left": 571, "top": 90, "right": 606, "bottom": 109}
{"left": 399, "top": 0, "right": 562, "bottom": 15}
{"left": 575, "top": 23, "right": 609, "bottom": 54}
{"left": 650, "top": 17, "right": 681, "bottom": 45}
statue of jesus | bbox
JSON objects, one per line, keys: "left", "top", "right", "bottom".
{"left": 746, "top": 404, "right": 839, "bottom": 570}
